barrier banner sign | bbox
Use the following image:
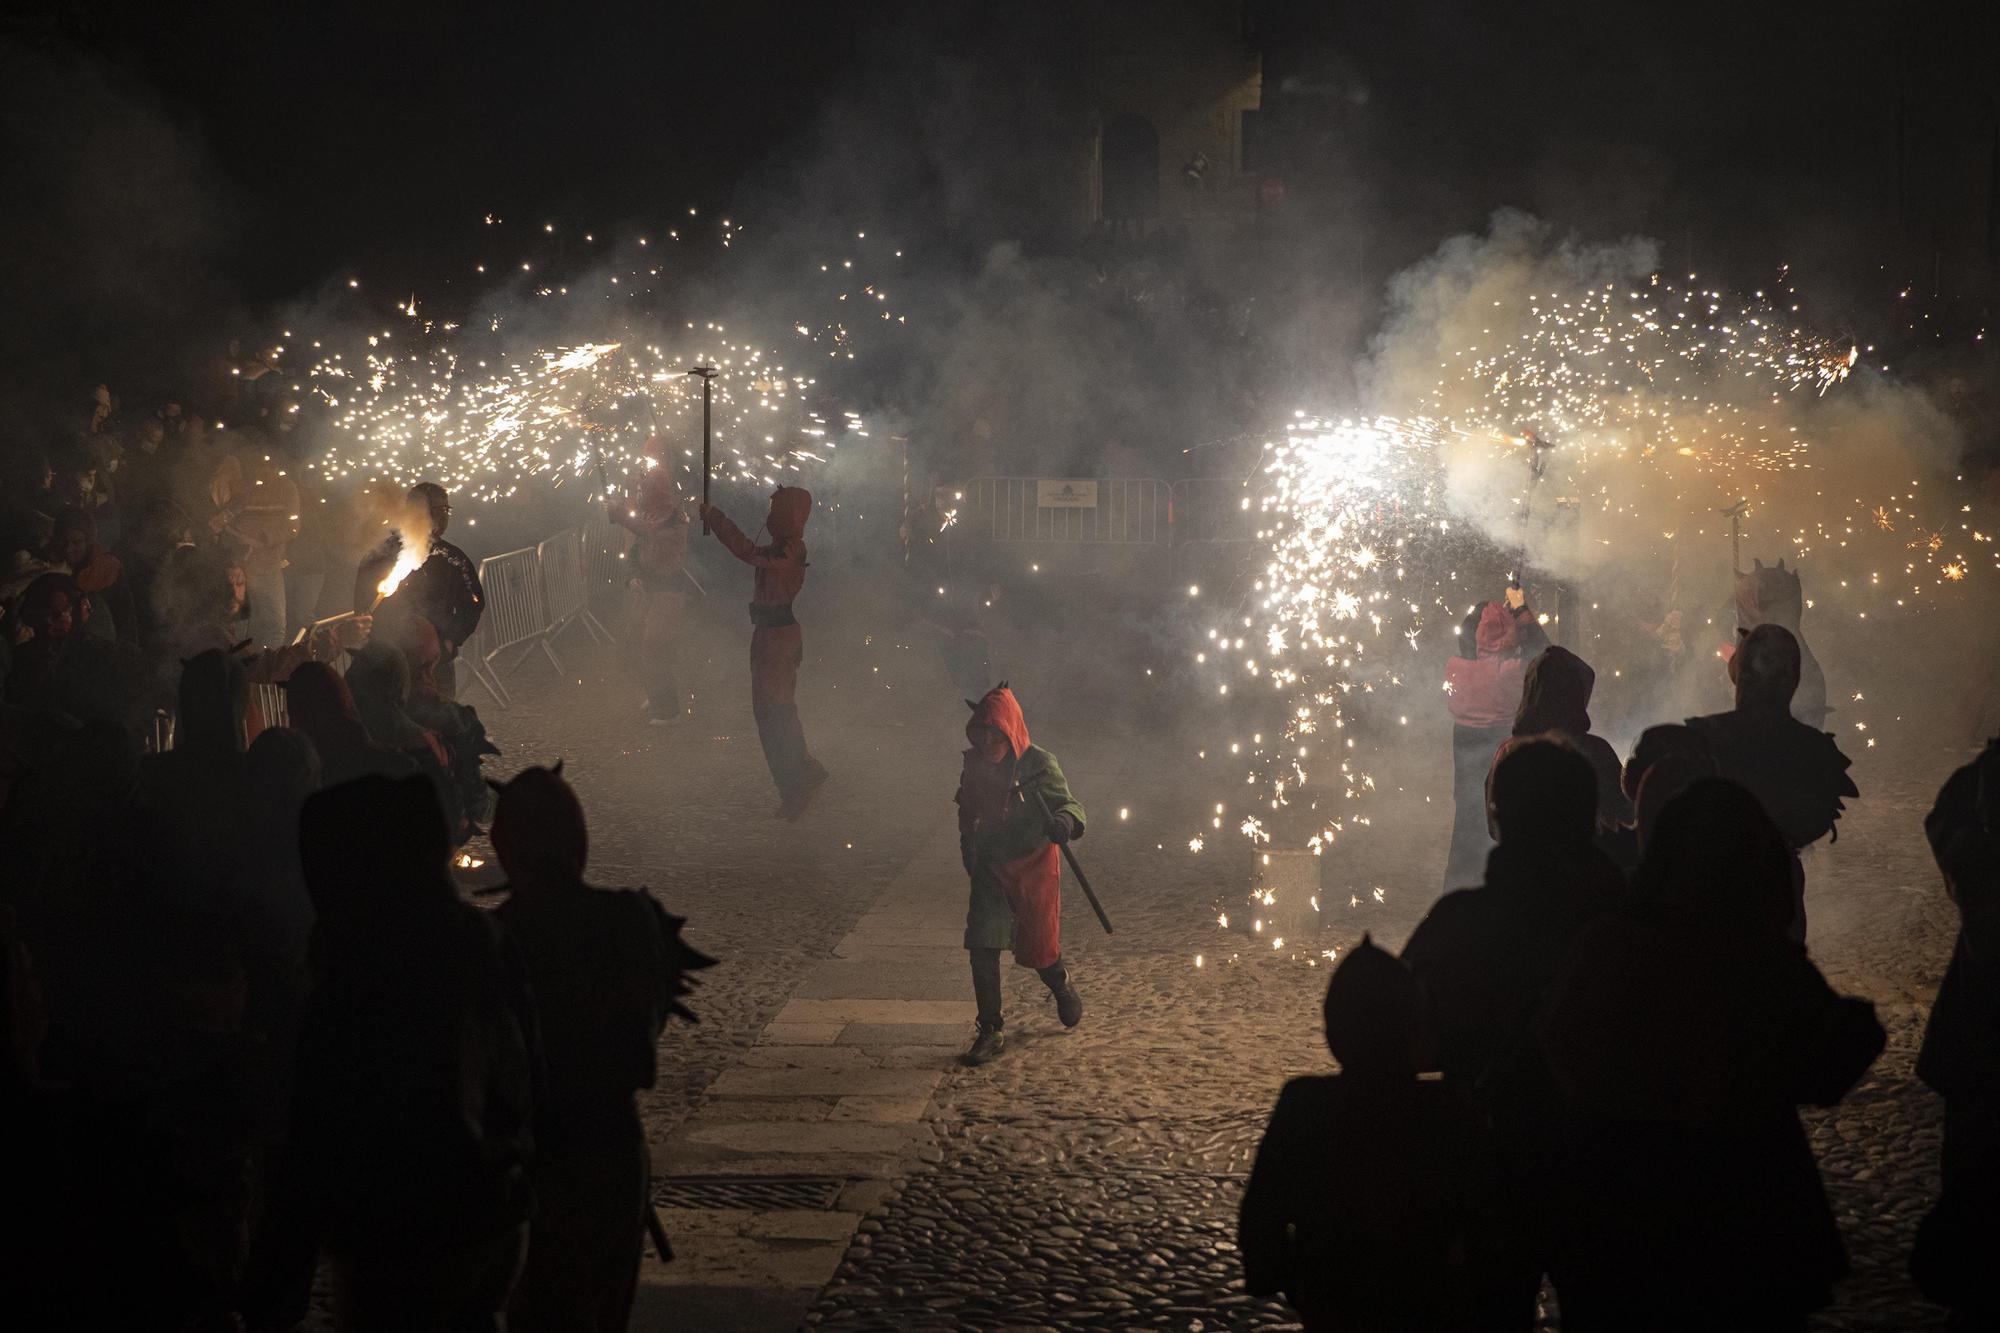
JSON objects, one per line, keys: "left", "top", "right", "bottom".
{"left": 1036, "top": 480, "right": 1098, "bottom": 509}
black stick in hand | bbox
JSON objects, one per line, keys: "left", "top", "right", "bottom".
{"left": 1018, "top": 782, "right": 1113, "bottom": 935}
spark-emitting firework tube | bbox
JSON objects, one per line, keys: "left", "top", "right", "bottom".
{"left": 690, "top": 365, "right": 717, "bottom": 534}
{"left": 1016, "top": 781, "right": 1114, "bottom": 936}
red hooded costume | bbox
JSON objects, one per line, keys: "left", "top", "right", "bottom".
{"left": 956, "top": 686, "right": 1085, "bottom": 969}
{"left": 704, "top": 487, "right": 825, "bottom": 805}
{"left": 1443, "top": 602, "right": 1542, "bottom": 728}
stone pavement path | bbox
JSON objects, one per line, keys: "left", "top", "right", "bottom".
{"left": 641, "top": 827, "right": 970, "bottom": 1329}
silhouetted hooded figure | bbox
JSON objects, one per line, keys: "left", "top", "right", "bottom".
{"left": 698, "top": 485, "right": 830, "bottom": 819}
{"left": 1734, "top": 558, "right": 1828, "bottom": 728}
{"left": 1614, "top": 724, "right": 1720, "bottom": 863}
{"left": 1542, "top": 779, "right": 1885, "bottom": 1332}
{"left": 280, "top": 660, "right": 416, "bottom": 789}
{"left": 955, "top": 683, "right": 1086, "bottom": 1066}
{"left": 1510, "top": 645, "right": 1631, "bottom": 835}
{"left": 141, "top": 649, "right": 255, "bottom": 907}
{"left": 0, "top": 902, "right": 201, "bottom": 1325}
{"left": 238, "top": 727, "right": 321, "bottom": 1054}
{"left": 345, "top": 641, "right": 465, "bottom": 841}
{"left": 1910, "top": 738, "right": 2000, "bottom": 1323}
{"left": 243, "top": 774, "right": 538, "bottom": 1332}
{"left": 1442, "top": 595, "right": 1548, "bottom": 888}
{"left": 395, "top": 618, "right": 503, "bottom": 833}
{"left": 1241, "top": 936, "right": 1475, "bottom": 1330}
{"left": 1400, "top": 738, "right": 1623, "bottom": 1333}
{"left": 491, "top": 762, "right": 714, "bottom": 1333}
{"left": 1686, "top": 623, "right": 1856, "bottom": 942}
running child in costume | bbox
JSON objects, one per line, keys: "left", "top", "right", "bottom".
{"left": 956, "top": 684, "right": 1085, "bottom": 1066}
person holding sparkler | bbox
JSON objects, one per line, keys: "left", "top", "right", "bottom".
{"left": 955, "top": 683, "right": 1086, "bottom": 1066}
{"left": 695, "top": 486, "right": 829, "bottom": 819}
{"left": 355, "top": 483, "right": 483, "bottom": 701}
{"left": 1441, "top": 587, "right": 1547, "bottom": 889}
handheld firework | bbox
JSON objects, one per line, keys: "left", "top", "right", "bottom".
{"left": 1508, "top": 429, "right": 1556, "bottom": 589}
{"left": 688, "top": 366, "right": 717, "bottom": 533}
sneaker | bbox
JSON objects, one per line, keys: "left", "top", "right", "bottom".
{"left": 1052, "top": 980, "right": 1084, "bottom": 1029}
{"left": 961, "top": 1025, "right": 1006, "bottom": 1066}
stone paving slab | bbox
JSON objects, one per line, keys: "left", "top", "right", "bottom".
{"left": 773, "top": 997, "right": 974, "bottom": 1026}
{"left": 829, "top": 1094, "right": 936, "bottom": 1123}
{"left": 836, "top": 1022, "right": 970, "bottom": 1046}
{"left": 706, "top": 1065, "right": 945, "bottom": 1099}
{"left": 792, "top": 962, "right": 972, "bottom": 1000}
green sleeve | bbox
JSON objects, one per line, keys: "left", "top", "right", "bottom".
{"left": 1026, "top": 748, "right": 1084, "bottom": 835}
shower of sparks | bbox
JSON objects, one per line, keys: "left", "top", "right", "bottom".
{"left": 1199, "top": 277, "right": 1992, "bottom": 942}
{"left": 284, "top": 216, "right": 902, "bottom": 502}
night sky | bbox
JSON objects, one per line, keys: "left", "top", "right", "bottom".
{"left": 3, "top": 1, "right": 1992, "bottom": 400}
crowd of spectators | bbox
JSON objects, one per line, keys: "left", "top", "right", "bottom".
{"left": 0, "top": 361, "right": 710, "bottom": 1330}
{"left": 1243, "top": 615, "right": 1999, "bottom": 1331}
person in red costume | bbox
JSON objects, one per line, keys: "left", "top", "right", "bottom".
{"left": 696, "top": 487, "right": 829, "bottom": 820}
{"left": 1441, "top": 587, "right": 1547, "bottom": 889}
{"left": 955, "top": 684, "right": 1086, "bottom": 1066}
{"left": 612, "top": 439, "right": 694, "bottom": 725}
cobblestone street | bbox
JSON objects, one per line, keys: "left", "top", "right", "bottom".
{"left": 477, "top": 578, "right": 1964, "bottom": 1332}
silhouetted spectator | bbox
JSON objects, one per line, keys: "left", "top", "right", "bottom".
{"left": 0, "top": 904, "right": 198, "bottom": 1325}
{"left": 1441, "top": 591, "right": 1546, "bottom": 888}
{"left": 1734, "top": 558, "right": 1829, "bottom": 728}
{"left": 492, "top": 763, "right": 714, "bottom": 1333}
{"left": 47, "top": 506, "right": 134, "bottom": 644}
{"left": 1911, "top": 739, "right": 2000, "bottom": 1326}
{"left": 1509, "top": 644, "right": 1631, "bottom": 835}
{"left": 1620, "top": 724, "right": 1721, "bottom": 857}
{"left": 238, "top": 727, "right": 322, "bottom": 1051}
{"left": 1542, "top": 779, "right": 1885, "bottom": 1332}
{"left": 1687, "top": 623, "right": 1857, "bottom": 942}
{"left": 244, "top": 775, "right": 539, "bottom": 1332}
{"left": 1401, "top": 738, "right": 1621, "bottom": 1332}
{"left": 400, "top": 615, "right": 502, "bottom": 832}
{"left": 345, "top": 641, "right": 466, "bottom": 839}
{"left": 1241, "top": 936, "right": 1474, "bottom": 1330}
{"left": 280, "top": 660, "right": 416, "bottom": 788}
{"left": 6, "top": 572, "right": 142, "bottom": 726}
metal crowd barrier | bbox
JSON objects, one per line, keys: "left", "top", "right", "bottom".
{"left": 469, "top": 543, "right": 561, "bottom": 707}
{"left": 539, "top": 530, "right": 613, "bottom": 649}
{"left": 964, "top": 478, "right": 1170, "bottom": 544}
{"left": 248, "top": 681, "right": 289, "bottom": 737}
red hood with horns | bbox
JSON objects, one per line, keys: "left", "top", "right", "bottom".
{"left": 966, "top": 684, "right": 1030, "bottom": 760}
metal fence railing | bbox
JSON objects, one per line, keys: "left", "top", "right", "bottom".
{"left": 964, "top": 478, "right": 1170, "bottom": 544}
{"left": 539, "top": 531, "right": 612, "bottom": 649}
{"left": 474, "top": 544, "right": 562, "bottom": 701}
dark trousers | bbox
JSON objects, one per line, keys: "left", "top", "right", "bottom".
{"left": 1447, "top": 724, "right": 1508, "bottom": 889}
{"left": 751, "top": 623, "right": 823, "bottom": 796}
{"left": 331, "top": 1224, "right": 526, "bottom": 1332}
{"left": 510, "top": 1132, "right": 649, "bottom": 1333}
{"left": 969, "top": 947, "right": 1068, "bottom": 1031}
